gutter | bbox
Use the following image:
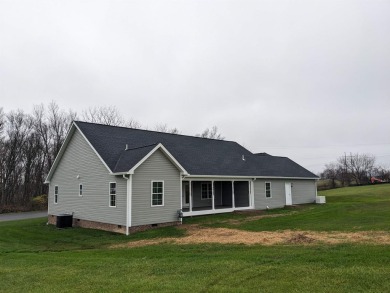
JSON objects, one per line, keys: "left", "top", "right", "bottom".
{"left": 183, "top": 175, "right": 319, "bottom": 180}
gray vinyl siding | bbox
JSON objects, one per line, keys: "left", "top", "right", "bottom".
{"left": 254, "top": 179, "right": 316, "bottom": 209}
{"left": 254, "top": 180, "right": 285, "bottom": 209}
{"left": 290, "top": 180, "right": 317, "bottom": 204}
{"left": 132, "top": 149, "right": 181, "bottom": 226}
{"left": 48, "top": 129, "right": 127, "bottom": 226}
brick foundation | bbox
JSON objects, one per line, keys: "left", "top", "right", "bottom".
{"left": 48, "top": 214, "right": 180, "bottom": 234}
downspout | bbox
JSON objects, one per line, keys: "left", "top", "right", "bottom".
{"left": 179, "top": 173, "right": 183, "bottom": 223}
{"left": 129, "top": 174, "right": 132, "bottom": 232}
{"left": 122, "top": 174, "right": 131, "bottom": 236}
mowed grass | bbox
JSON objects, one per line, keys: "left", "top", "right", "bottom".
{"left": 1, "top": 184, "right": 390, "bottom": 292}
{"left": 0, "top": 218, "right": 184, "bottom": 253}
{"left": 184, "top": 184, "right": 390, "bottom": 232}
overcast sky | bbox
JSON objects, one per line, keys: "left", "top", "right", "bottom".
{"left": 1, "top": 0, "right": 389, "bottom": 173}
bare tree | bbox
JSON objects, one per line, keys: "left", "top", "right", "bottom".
{"left": 197, "top": 126, "right": 225, "bottom": 140}
{"left": 337, "top": 153, "right": 351, "bottom": 186}
{"left": 48, "top": 101, "right": 69, "bottom": 158}
{"left": 67, "top": 109, "right": 78, "bottom": 123}
{"left": 345, "top": 153, "right": 375, "bottom": 185}
{"left": 126, "top": 118, "right": 142, "bottom": 129}
{"left": 321, "top": 162, "right": 339, "bottom": 188}
{"left": 0, "top": 108, "right": 4, "bottom": 137}
{"left": 372, "top": 166, "right": 390, "bottom": 181}
{"left": 1, "top": 110, "right": 31, "bottom": 206}
{"left": 82, "top": 106, "right": 126, "bottom": 126}
{"left": 154, "top": 123, "right": 180, "bottom": 134}
{"left": 81, "top": 105, "right": 144, "bottom": 130}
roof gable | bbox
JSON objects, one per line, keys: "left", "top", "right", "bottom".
{"left": 114, "top": 143, "right": 188, "bottom": 174}
{"left": 45, "top": 123, "right": 113, "bottom": 183}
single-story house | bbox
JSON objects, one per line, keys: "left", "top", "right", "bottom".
{"left": 46, "top": 121, "right": 319, "bottom": 234}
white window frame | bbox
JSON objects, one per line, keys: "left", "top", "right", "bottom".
{"left": 265, "top": 182, "right": 272, "bottom": 198}
{"left": 201, "top": 182, "right": 212, "bottom": 200}
{"left": 151, "top": 181, "right": 164, "bottom": 207}
{"left": 109, "top": 182, "right": 116, "bottom": 207}
{"left": 54, "top": 185, "right": 58, "bottom": 204}
{"left": 79, "top": 184, "right": 83, "bottom": 197}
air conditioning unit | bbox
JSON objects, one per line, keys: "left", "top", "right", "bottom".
{"left": 316, "top": 196, "right": 326, "bottom": 204}
{"left": 56, "top": 214, "right": 73, "bottom": 228}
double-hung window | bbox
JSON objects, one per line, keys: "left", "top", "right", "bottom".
{"left": 265, "top": 182, "right": 272, "bottom": 198}
{"left": 201, "top": 182, "right": 212, "bottom": 200}
{"left": 151, "top": 181, "right": 164, "bottom": 206}
{"left": 54, "top": 185, "right": 58, "bottom": 204}
{"left": 109, "top": 182, "right": 116, "bottom": 207}
{"left": 79, "top": 184, "right": 83, "bottom": 196}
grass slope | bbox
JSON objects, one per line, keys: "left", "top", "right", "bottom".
{"left": 1, "top": 184, "right": 390, "bottom": 292}
{"left": 184, "top": 184, "right": 390, "bottom": 232}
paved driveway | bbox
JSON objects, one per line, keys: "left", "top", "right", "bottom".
{"left": 0, "top": 211, "right": 47, "bottom": 222}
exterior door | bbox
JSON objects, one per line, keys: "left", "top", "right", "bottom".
{"left": 182, "top": 182, "right": 190, "bottom": 207}
{"left": 285, "top": 183, "right": 292, "bottom": 206}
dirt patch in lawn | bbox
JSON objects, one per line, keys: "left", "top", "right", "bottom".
{"left": 110, "top": 225, "right": 390, "bottom": 248}
{"left": 226, "top": 212, "right": 298, "bottom": 225}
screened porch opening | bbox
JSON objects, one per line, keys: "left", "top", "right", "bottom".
{"left": 181, "top": 180, "right": 251, "bottom": 215}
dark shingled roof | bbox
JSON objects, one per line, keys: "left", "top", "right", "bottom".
{"left": 75, "top": 121, "right": 318, "bottom": 178}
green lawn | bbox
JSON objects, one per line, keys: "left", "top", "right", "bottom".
{"left": 1, "top": 184, "right": 390, "bottom": 292}
{"left": 184, "top": 184, "right": 390, "bottom": 232}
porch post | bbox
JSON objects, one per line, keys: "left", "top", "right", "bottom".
{"left": 189, "top": 180, "right": 192, "bottom": 213}
{"left": 248, "top": 181, "right": 251, "bottom": 208}
{"left": 212, "top": 180, "right": 215, "bottom": 210}
{"left": 232, "top": 181, "right": 235, "bottom": 209}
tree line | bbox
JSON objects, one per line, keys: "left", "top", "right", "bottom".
{"left": 0, "top": 103, "right": 224, "bottom": 211}
{"left": 320, "top": 153, "right": 390, "bottom": 189}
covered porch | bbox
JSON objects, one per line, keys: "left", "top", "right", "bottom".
{"left": 181, "top": 179, "right": 254, "bottom": 217}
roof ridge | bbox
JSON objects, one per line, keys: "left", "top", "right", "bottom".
{"left": 74, "top": 120, "right": 237, "bottom": 143}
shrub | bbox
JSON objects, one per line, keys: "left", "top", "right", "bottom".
{"left": 32, "top": 194, "right": 48, "bottom": 211}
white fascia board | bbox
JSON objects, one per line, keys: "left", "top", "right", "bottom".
{"left": 126, "top": 143, "right": 189, "bottom": 175}
{"left": 184, "top": 175, "right": 318, "bottom": 180}
{"left": 73, "top": 122, "right": 113, "bottom": 174}
{"left": 44, "top": 123, "right": 76, "bottom": 183}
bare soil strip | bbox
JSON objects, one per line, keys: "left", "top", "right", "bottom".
{"left": 225, "top": 212, "right": 298, "bottom": 225}
{"left": 111, "top": 225, "right": 390, "bottom": 248}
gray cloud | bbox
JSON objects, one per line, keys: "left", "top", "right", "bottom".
{"left": 1, "top": 0, "right": 389, "bottom": 173}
